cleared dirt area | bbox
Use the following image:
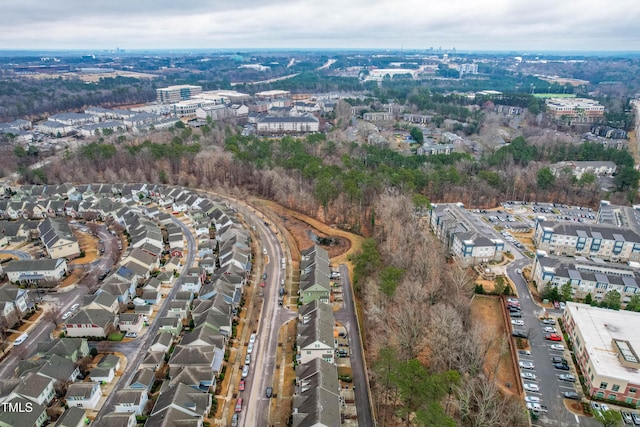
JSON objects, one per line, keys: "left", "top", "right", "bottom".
{"left": 470, "top": 295, "right": 519, "bottom": 397}
{"left": 69, "top": 230, "right": 99, "bottom": 265}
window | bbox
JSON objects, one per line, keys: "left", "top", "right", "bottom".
{"left": 626, "top": 398, "right": 633, "bottom": 404}
{"left": 612, "top": 385, "right": 620, "bottom": 392}
{"left": 596, "top": 391, "right": 604, "bottom": 398}
{"left": 629, "top": 388, "right": 637, "bottom": 394}
{"left": 600, "top": 382, "right": 608, "bottom": 390}
{"left": 609, "top": 394, "right": 617, "bottom": 400}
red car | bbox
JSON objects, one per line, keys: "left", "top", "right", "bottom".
{"left": 545, "top": 333, "right": 562, "bottom": 341}
{"left": 239, "top": 379, "right": 245, "bottom": 391}
{"left": 260, "top": 281, "right": 266, "bottom": 287}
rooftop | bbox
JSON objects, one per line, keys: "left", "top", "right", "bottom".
{"left": 566, "top": 302, "right": 640, "bottom": 384}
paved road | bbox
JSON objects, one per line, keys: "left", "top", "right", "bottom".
{"left": 92, "top": 216, "right": 197, "bottom": 425}
{"left": 506, "top": 260, "right": 599, "bottom": 427}
{"left": 0, "top": 249, "right": 32, "bottom": 260}
{"left": 335, "top": 264, "right": 374, "bottom": 427}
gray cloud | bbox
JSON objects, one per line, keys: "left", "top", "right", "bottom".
{"left": 1, "top": 0, "right": 639, "bottom": 51}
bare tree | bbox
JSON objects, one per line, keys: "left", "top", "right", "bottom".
{"left": 44, "top": 303, "right": 62, "bottom": 328}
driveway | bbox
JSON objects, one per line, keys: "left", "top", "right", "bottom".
{"left": 335, "top": 264, "right": 374, "bottom": 427}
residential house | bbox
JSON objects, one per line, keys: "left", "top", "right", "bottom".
{"left": 99, "top": 280, "right": 131, "bottom": 304}
{"left": 118, "top": 313, "right": 144, "bottom": 334}
{"left": 297, "top": 301, "right": 336, "bottom": 365}
{"left": 168, "top": 345, "right": 224, "bottom": 377}
{"left": 169, "top": 366, "right": 216, "bottom": 392}
{"left": 64, "top": 308, "right": 117, "bottom": 338}
{"left": 39, "top": 218, "right": 80, "bottom": 259}
{"left": 89, "top": 366, "right": 115, "bottom": 384}
{"left": 36, "top": 338, "right": 89, "bottom": 363}
{"left": 0, "top": 396, "right": 47, "bottom": 427}
{"left": 82, "top": 291, "right": 120, "bottom": 314}
{"left": 66, "top": 382, "right": 101, "bottom": 410}
{"left": 0, "top": 285, "right": 31, "bottom": 326}
{"left": 128, "top": 368, "right": 155, "bottom": 391}
{"left": 34, "top": 354, "right": 81, "bottom": 383}
{"left": 101, "top": 413, "right": 136, "bottom": 427}
{"left": 166, "top": 300, "right": 190, "bottom": 320}
{"left": 292, "top": 358, "right": 341, "bottom": 427}
{"left": 299, "top": 245, "right": 331, "bottom": 305}
{"left": 113, "top": 389, "right": 149, "bottom": 416}
{"left": 147, "top": 383, "right": 211, "bottom": 427}
{"left": 140, "top": 351, "right": 166, "bottom": 372}
{"left": 150, "top": 332, "right": 173, "bottom": 354}
{"left": 7, "top": 373, "right": 55, "bottom": 406}
{"left": 54, "top": 406, "right": 87, "bottom": 427}
{"left": 4, "top": 258, "right": 68, "bottom": 284}
{"left": 157, "top": 317, "right": 183, "bottom": 336}
{"left": 97, "top": 354, "right": 121, "bottom": 371}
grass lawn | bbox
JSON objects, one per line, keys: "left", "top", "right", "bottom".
{"left": 108, "top": 332, "right": 125, "bottom": 341}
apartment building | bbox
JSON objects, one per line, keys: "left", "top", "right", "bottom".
{"left": 533, "top": 220, "right": 640, "bottom": 262}
{"left": 545, "top": 98, "right": 605, "bottom": 123}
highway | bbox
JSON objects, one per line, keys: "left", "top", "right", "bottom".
{"left": 91, "top": 216, "right": 197, "bottom": 425}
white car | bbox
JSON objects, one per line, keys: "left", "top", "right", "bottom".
{"left": 550, "top": 344, "right": 565, "bottom": 351}
{"left": 61, "top": 311, "right": 73, "bottom": 320}
{"left": 600, "top": 403, "right": 610, "bottom": 412}
{"left": 125, "top": 332, "right": 137, "bottom": 338}
{"left": 249, "top": 333, "right": 257, "bottom": 344}
{"left": 525, "top": 396, "right": 541, "bottom": 403}
{"left": 70, "top": 303, "right": 80, "bottom": 311}
{"left": 245, "top": 354, "right": 251, "bottom": 365}
{"left": 247, "top": 343, "right": 254, "bottom": 354}
{"left": 241, "top": 364, "right": 249, "bottom": 378}
{"left": 521, "top": 372, "right": 537, "bottom": 380}
{"left": 511, "top": 319, "right": 525, "bottom": 326}
{"left": 524, "top": 383, "right": 540, "bottom": 392}
{"left": 519, "top": 361, "right": 535, "bottom": 370}
{"left": 543, "top": 327, "right": 557, "bottom": 333}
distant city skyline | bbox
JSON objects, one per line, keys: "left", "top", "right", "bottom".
{"left": 1, "top": 0, "right": 639, "bottom": 52}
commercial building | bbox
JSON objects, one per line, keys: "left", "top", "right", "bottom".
{"left": 545, "top": 98, "right": 605, "bottom": 123}
{"left": 563, "top": 302, "right": 640, "bottom": 407}
{"left": 533, "top": 220, "right": 640, "bottom": 262}
{"left": 256, "top": 115, "right": 319, "bottom": 134}
{"left": 156, "top": 85, "right": 203, "bottom": 104}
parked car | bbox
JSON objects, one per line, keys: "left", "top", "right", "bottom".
{"left": 559, "top": 374, "right": 576, "bottom": 382}
{"left": 247, "top": 343, "right": 254, "bottom": 354}
{"left": 511, "top": 319, "right": 524, "bottom": 326}
{"left": 550, "top": 344, "right": 565, "bottom": 351}
{"left": 525, "top": 396, "right": 541, "bottom": 403}
{"left": 519, "top": 361, "right": 535, "bottom": 370}
{"left": 235, "top": 397, "right": 243, "bottom": 412}
{"left": 241, "top": 365, "right": 249, "bottom": 378}
{"left": 266, "top": 387, "right": 273, "bottom": 398}
{"left": 262, "top": 273, "right": 267, "bottom": 280}
{"left": 521, "top": 372, "right": 537, "bottom": 380}
{"left": 512, "top": 331, "right": 528, "bottom": 339}
{"left": 524, "top": 383, "right": 540, "bottom": 392}
{"left": 563, "top": 391, "right": 581, "bottom": 400}
{"left": 70, "top": 303, "right": 80, "bottom": 311}
{"left": 510, "top": 311, "right": 522, "bottom": 318}
{"left": 542, "top": 318, "right": 556, "bottom": 325}
{"left": 231, "top": 413, "right": 239, "bottom": 427}
{"left": 249, "top": 333, "right": 257, "bottom": 344}
{"left": 543, "top": 327, "right": 557, "bottom": 333}
{"left": 62, "top": 311, "right": 73, "bottom": 320}
{"left": 545, "top": 333, "right": 562, "bottom": 341}
{"left": 245, "top": 354, "right": 251, "bottom": 365}
{"left": 125, "top": 332, "right": 137, "bottom": 338}
{"left": 631, "top": 412, "right": 640, "bottom": 425}
{"left": 601, "top": 403, "right": 610, "bottom": 413}
{"left": 552, "top": 356, "right": 568, "bottom": 364}
{"left": 554, "top": 363, "right": 570, "bottom": 370}
{"left": 591, "top": 402, "right": 602, "bottom": 414}
{"left": 239, "top": 379, "right": 245, "bottom": 391}
{"left": 620, "top": 410, "right": 632, "bottom": 424}
{"left": 553, "top": 301, "right": 560, "bottom": 309}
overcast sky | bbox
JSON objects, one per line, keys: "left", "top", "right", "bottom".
{"left": 1, "top": 0, "right": 639, "bottom": 51}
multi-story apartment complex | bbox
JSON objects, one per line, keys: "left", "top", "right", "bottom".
{"left": 532, "top": 254, "right": 639, "bottom": 304}
{"left": 533, "top": 220, "right": 640, "bottom": 262}
{"left": 545, "top": 98, "right": 605, "bottom": 123}
{"left": 156, "top": 85, "right": 202, "bottom": 104}
{"left": 429, "top": 204, "right": 504, "bottom": 267}
{"left": 563, "top": 302, "right": 640, "bottom": 407}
